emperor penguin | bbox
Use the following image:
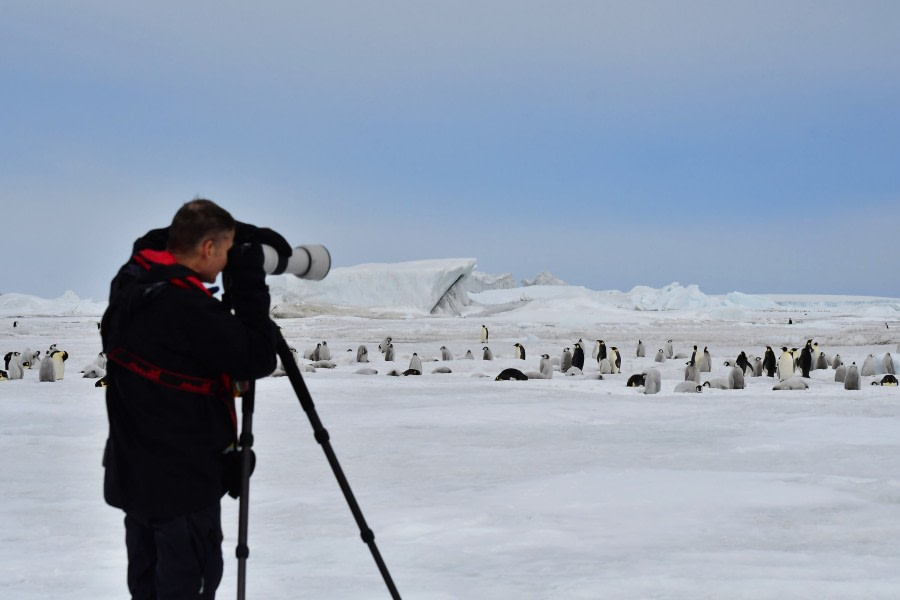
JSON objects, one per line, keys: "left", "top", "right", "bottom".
{"left": 861, "top": 355, "right": 875, "bottom": 377}
{"left": 482, "top": 346, "right": 494, "bottom": 361}
{"left": 6, "top": 353, "right": 24, "bottom": 380}
{"left": 674, "top": 381, "right": 702, "bottom": 393}
{"left": 440, "top": 346, "right": 453, "bottom": 361}
{"left": 636, "top": 340, "right": 645, "bottom": 358}
{"left": 665, "top": 340, "right": 674, "bottom": 359}
{"left": 773, "top": 378, "right": 809, "bottom": 391}
{"left": 310, "top": 343, "right": 322, "bottom": 361}
{"left": 684, "top": 360, "right": 700, "bottom": 384}
{"left": 815, "top": 352, "right": 829, "bottom": 370}
{"left": 750, "top": 357, "right": 762, "bottom": 377}
{"left": 514, "top": 343, "right": 526, "bottom": 360}
{"left": 539, "top": 354, "right": 553, "bottom": 379}
{"left": 0, "top": 370, "right": 7, "bottom": 381}
{"left": 356, "top": 345, "right": 369, "bottom": 363}
{"left": 777, "top": 347, "right": 794, "bottom": 381}
{"left": 379, "top": 337, "right": 392, "bottom": 353}
{"left": 876, "top": 374, "right": 899, "bottom": 386}
{"left": 384, "top": 344, "right": 395, "bottom": 362}
{"left": 82, "top": 365, "right": 106, "bottom": 379}
{"left": 317, "top": 341, "right": 332, "bottom": 361}
{"left": 495, "top": 368, "right": 528, "bottom": 381}
{"left": 831, "top": 354, "right": 843, "bottom": 369}
{"left": 730, "top": 366, "right": 745, "bottom": 390}
{"left": 735, "top": 352, "right": 751, "bottom": 374}
{"left": 700, "top": 347, "right": 712, "bottom": 372}
{"left": 654, "top": 349, "right": 665, "bottom": 363}
{"left": 481, "top": 325, "right": 489, "bottom": 344}
{"left": 609, "top": 347, "right": 621, "bottom": 374}
{"left": 690, "top": 345, "right": 699, "bottom": 365}
{"left": 561, "top": 347, "right": 573, "bottom": 373}
{"left": 626, "top": 373, "right": 646, "bottom": 387}
{"left": 572, "top": 343, "right": 585, "bottom": 371}
{"left": 595, "top": 340, "right": 607, "bottom": 363}
{"left": 409, "top": 353, "right": 423, "bottom": 373}
{"left": 883, "top": 353, "right": 896, "bottom": 375}
{"left": 834, "top": 364, "right": 848, "bottom": 383}
{"left": 843, "top": 364, "right": 861, "bottom": 390}
{"left": 763, "top": 346, "right": 777, "bottom": 377}
{"left": 799, "top": 340, "right": 813, "bottom": 378}
{"left": 4, "top": 352, "right": 20, "bottom": 371}
{"left": 643, "top": 368, "right": 661, "bottom": 394}
{"left": 464, "top": 350, "right": 474, "bottom": 359}
{"left": 810, "top": 342, "right": 821, "bottom": 370}
{"left": 39, "top": 355, "right": 55, "bottom": 382}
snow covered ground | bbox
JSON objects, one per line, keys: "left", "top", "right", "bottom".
{"left": 2, "top": 279, "right": 900, "bottom": 599}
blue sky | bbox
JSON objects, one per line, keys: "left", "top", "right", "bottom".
{"left": 3, "top": 1, "right": 899, "bottom": 300}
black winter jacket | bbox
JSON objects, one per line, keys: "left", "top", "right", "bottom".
{"left": 101, "top": 243, "right": 276, "bottom": 519}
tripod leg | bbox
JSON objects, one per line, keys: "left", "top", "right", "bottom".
{"left": 276, "top": 332, "right": 401, "bottom": 599}
{"left": 236, "top": 381, "right": 256, "bottom": 600}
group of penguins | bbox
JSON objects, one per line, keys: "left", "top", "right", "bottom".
{"left": 273, "top": 326, "right": 900, "bottom": 393}
{"left": 0, "top": 344, "right": 96, "bottom": 383}
{"left": 627, "top": 339, "right": 900, "bottom": 393}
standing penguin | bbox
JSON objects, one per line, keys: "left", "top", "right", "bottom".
{"left": 643, "top": 368, "right": 661, "bottom": 394}
{"left": 690, "top": 345, "right": 700, "bottom": 365}
{"left": 753, "top": 357, "right": 763, "bottom": 377}
{"left": 843, "top": 363, "right": 861, "bottom": 390}
{"left": 700, "top": 347, "right": 712, "bottom": 372}
{"left": 684, "top": 360, "right": 700, "bottom": 384}
{"left": 539, "top": 354, "right": 553, "bottom": 379}
{"left": 799, "top": 340, "right": 813, "bottom": 378}
{"left": 731, "top": 366, "right": 746, "bottom": 390}
{"left": 481, "top": 325, "right": 489, "bottom": 344}
{"left": 834, "top": 364, "right": 848, "bottom": 383}
{"left": 409, "top": 353, "right": 423, "bottom": 373}
{"left": 883, "top": 353, "right": 896, "bottom": 375}
{"left": 6, "top": 353, "right": 23, "bottom": 380}
{"left": 318, "top": 341, "right": 332, "bottom": 361}
{"left": 861, "top": 354, "right": 876, "bottom": 377}
{"left": 440, "top": 346, "right": 453, "bottom": 361}
{"left": 815, "top": 352, "right": 829, "bottom": 370}
{"left": 514, "top": 343, "right": 526, "bottom": 360}
{"left": 654, "top": 349, "right": 666, "bottom": 363}
{"left": 777, "top": 347, "right": 794, "bottom": 381}
{"left": 572, "top": 343, "right": 585, "bottom": 371}
{"left": 595, "top": 340, "right": 607, "bottom": 363}
{"left": 482, "top": 346, "right": 494, "bottom": 361}
{"left": 636, "top": 340, "right": 645, "bottom": 358}
{"left": 561, "top": 347, "right": 573, "bottom": 373}
{"left": 665, "top": 340, "right": 674, "bottom": 359}
{"left": 384, "top": 344, "right": 395, "bottom": 362}
{"left": 356, "top": 345, "right": 369, "bottom": 363}
{"left": 831, "top": 354, "right": 843, "bottom": 369}
{"left": 609, "top": 347, "right": 621, "bottom": 374}
{"left": 735, "top": 352, "right": 752, "bottom": 374}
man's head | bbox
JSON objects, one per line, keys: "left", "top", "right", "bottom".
{"left": 167, "top": 199, "right": 236, "bottom": 283}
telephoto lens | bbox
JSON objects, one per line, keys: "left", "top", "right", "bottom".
{"left": 261, "top": 244, "right": 331, "bottom": 280}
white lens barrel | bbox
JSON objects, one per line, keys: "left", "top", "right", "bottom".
{"left": 262, "top": 244, "right": 331, "bottom": 280}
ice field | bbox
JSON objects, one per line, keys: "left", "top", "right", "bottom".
{"left": 2, "top": 280, "right": 900, "bottom": 599}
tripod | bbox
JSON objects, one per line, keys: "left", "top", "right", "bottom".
{"left": 235, "top": 331, "right": 401, "bottom": 599}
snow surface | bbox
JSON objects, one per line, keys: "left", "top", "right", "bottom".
{"left": 3, "top": 274, "right": 900, "bottom": 599}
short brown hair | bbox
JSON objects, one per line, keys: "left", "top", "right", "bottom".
{"left": 167, "top": 199, "right": 236, "bottom": 254}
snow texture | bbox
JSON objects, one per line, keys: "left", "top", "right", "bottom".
{"left": 3, "top": 268, "right": 900, "bottom": 600}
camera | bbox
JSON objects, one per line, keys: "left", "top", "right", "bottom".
{"left": 261, "top": 244, "right": 331, "bottom": 280}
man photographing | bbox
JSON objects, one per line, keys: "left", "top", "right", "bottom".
{"left": 101, "top": 199, "right": 289, "bottom": 599}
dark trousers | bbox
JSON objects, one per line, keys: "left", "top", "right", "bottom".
{"left": 124, "top": 503, "right": 224, "bottom": 600}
